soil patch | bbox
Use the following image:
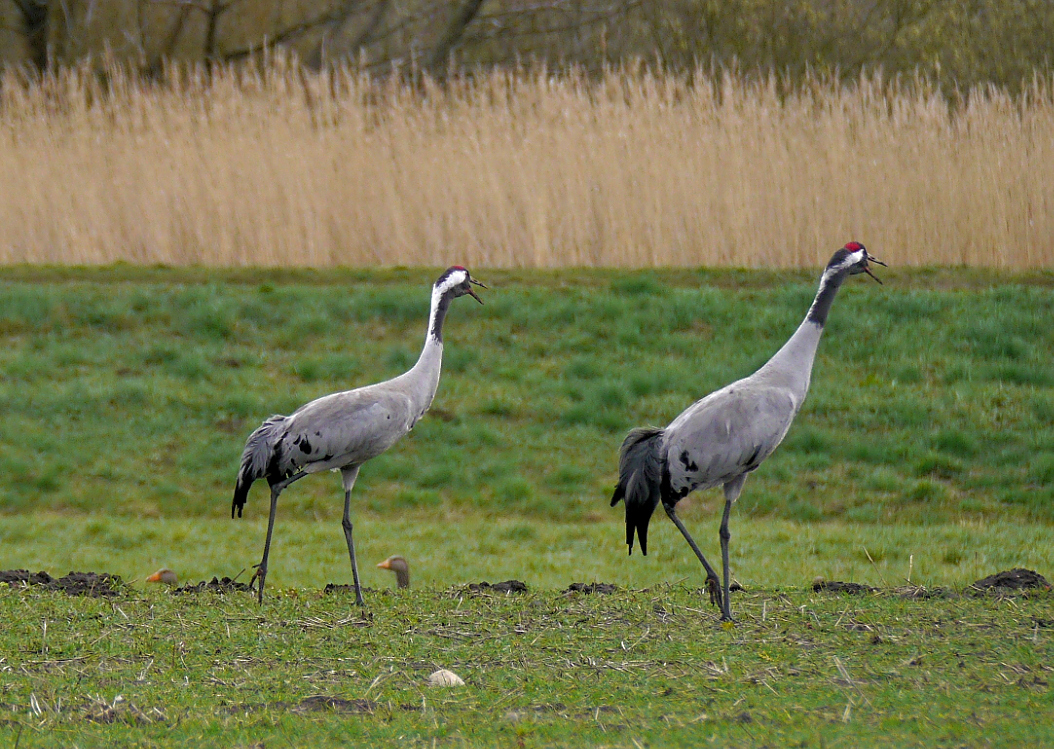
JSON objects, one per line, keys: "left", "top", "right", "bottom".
{"left": 466, "top": 580, "right": 528, "bottom": 594}
{"left": 894, "top": 585, "right": 955, "bottom": 600}
{"left": 563, "top": 582, "right": 618, "bottom": 595}
{"left": 173, "top": 576, "right": 253, "bottom": 594}
{"left": 968, "top": 568, "right": 1051, "bottom": 595}
{"left": 84, "top": 696, "right": 166, "bottom": 725}
{"left": 812, "top": 580, "right": 877, "bottom": 596}
{"left": 0, "top": 570, "right": 123, "bottom": 597}
{"left": 323, "top": 584, "right": 378, "bottom": 595}
{"left": 229, "top": 696, "right": 376, "bottom": 715}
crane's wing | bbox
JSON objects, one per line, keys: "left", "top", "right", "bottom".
{"left": 281, "top": 384, "right": 420, "bottom": 474}
{"left": 664, "top": 382, "right": 800, "bottom": 498}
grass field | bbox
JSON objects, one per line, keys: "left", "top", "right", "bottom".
{"left": 0, "top": 266, "right": 1052, "bottom": 745}
{"left": 1, "top": 580, "right": 1051, "bottom": 747}
{"left": 2, "top": 65, "right": 1053, "bottom": 268}
{"left": 1, "top": 266, "right": 1051, "bottom": 526}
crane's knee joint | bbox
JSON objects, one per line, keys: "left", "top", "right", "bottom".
{"left": 342, "top": 518, "right": 353, "bottom": 532}
{"left": 719, "top": 526, "right": 731, "bottom": 541}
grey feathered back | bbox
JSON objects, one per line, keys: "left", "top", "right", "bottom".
{"left": 610, "top": 426, "right": 665, "bottom": 555}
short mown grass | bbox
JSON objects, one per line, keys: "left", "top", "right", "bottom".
{"left": 4, "top": 514, "right": 1054, "bottom": 595}
{"left": 0, "top": 582, "right": 1050, "bottom": 747}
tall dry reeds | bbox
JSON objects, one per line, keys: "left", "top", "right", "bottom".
{"left": 1, "top": 62, "right": 1051, "bottom": 268}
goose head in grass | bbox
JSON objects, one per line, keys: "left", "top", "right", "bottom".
{"left": 377, "top": 556, "right": 410, "bottom": 589}
{"left": 146, "top": 568, "right": 178, "bottom": 585}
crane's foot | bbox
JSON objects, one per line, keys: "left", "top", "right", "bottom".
{"left": 251, "top": 565, "right": 266, "bottom": 604}
{"left": 705, "top": 575, "right": 723, "bottom": 610}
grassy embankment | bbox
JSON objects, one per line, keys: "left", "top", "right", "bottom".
{"left": 0, "top": 267, "right": 1051, "bottom": 593}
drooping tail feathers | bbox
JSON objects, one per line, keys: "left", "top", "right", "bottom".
{"left": 232, "top": 415, "right": 287, "bottom": 518}
{"left": 610, "top": 426, "right": 665, "bottom": 556}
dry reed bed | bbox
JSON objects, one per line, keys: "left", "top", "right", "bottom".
{"left": 1, "top": 64, "right": 1052, "bottom": 268}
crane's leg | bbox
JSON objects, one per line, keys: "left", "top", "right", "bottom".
{"left": 339, "top": 465, "right": 365, "bottom": 607}
{"left": 663, "top": 502, "right": 723, "bottom": 613}
{"left": 253, "top": 472, "right": 306, "bottom": 604}
{"left": 718, "top": 497, "right": 734, "bottom": 621}
{"left": 719, "top": 475, "right": 747, "bottom": 622}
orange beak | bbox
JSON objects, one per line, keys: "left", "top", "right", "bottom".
{"left": 377, "top": 559, "right": 392, "bottom": 570}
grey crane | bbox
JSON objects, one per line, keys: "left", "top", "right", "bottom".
{"left": 232, "top": 266, "right": 486, "bottom": 604}
{"left": 610, "top": 242, "right": 885, "bottom": 621}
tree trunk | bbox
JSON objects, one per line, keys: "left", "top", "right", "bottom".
{"left": 15, "top": 0, "right": 50, "bottom": 74}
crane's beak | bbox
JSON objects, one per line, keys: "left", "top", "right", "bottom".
{"left": 377, "top": 559, "right": 392, "bottom": 570}
{"left": 863, "top": 254, "right": 887, "bottom": 284}
{"left": 468, "top": 277, "right": 487, "bottom": 304}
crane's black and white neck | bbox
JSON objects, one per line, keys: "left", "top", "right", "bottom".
{"left": 807, "top": 242, "right": 883, "bottom": 326}
{"left": 757, "top": 242, "right": 885, "bottom": 395}
{"left": 427, "top": 266, "right": 485, "bottom": 344}
{"left": 395, "top": 266, "right": 487, "bottom": 420}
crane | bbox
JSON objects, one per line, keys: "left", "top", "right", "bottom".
{"left": 232, "top": 266, "right": 486, "bottom": 604}
{"left": 610, "top": 242, "right": 885, "bottom": 621}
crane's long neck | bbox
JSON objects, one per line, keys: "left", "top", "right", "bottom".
{"left": 756, "top": 267, "right": 847, "bottom": 396}
{"left": 402, "top": 284, "right": 451, "bottom": 413}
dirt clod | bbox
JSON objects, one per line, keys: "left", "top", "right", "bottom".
{"left": 293, "top": 696, "right": 375, "bottom": 714}
{"left": 322, "top": 584, "right": 377, "bottom": 595}
{"left": 895, "top": 585, "right": 954, "bottom": 600}
{"left": 812, "top": 580, "right": 877, "bottom": 595}
{"left": 467, "top": 580, "right": 528, "bottom": 594}
{"left": 173, "top": 576, "right": 253, "bottom": 594}
{"left": 84, "top": 695, "right": 165, "bottom": 725}
{"left": 229, "top": 697, "right": 375, "bottom": 715}
{"left": 563, "top": 582, "right": 618, "bottom": 595}
{"left": 0, "top": 570, "right": 123, "bottom": 597}
{"left": 968, "top": 568, "right": 1051, "bottom": 595}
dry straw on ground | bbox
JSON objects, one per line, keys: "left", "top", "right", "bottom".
{"left": 1, "top": 63, "right": 1051, "bottom": 268}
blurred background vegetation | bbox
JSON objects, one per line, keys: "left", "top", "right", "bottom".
{"left": 2, "top": 0, "right": 1054, "bottom": 93}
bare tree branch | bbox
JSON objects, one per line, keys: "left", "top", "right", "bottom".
{"left": 426, "top": 0, "right": 486, "bottom": 73}
{"left": 220, "top": 4, "right": 366, "bottom": 63}
{"left": 350, "top": 0, "right": 391, "bottom": 51}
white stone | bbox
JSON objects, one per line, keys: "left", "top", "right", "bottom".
{"left": 427, "top": 669, "right": 465, "bottom": 687}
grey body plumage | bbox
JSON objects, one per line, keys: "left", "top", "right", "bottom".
{"left": 611, "top": 242, "right": 885, "bottom": 621}
{"left": 233, "top": 266, "right": 485, "bottom": 604}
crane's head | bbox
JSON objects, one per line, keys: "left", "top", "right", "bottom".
{"left": 436, "top": 266, "right": 487, "bottom": 303}
{"left": 828, "top": 241, "right": 887, "bottom": 284}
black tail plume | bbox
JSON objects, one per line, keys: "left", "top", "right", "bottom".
{"left": 610, "top": 427, "right": 665, "bottom": 556}
{"left": 232, "top": 415, "right": 287, "bottom": 519}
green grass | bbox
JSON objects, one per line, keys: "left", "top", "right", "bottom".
{"left": 0, "top": 266, "right": 1052, "bottom": 745}
{"left": 0, "top": 581, "right": 1051, "bottom": 747}
{"left": 0, "top": 267, "right": 1051, "bottom": 524}
{"left": 2, "top": 514, "right": 1054, "bottom": 595}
